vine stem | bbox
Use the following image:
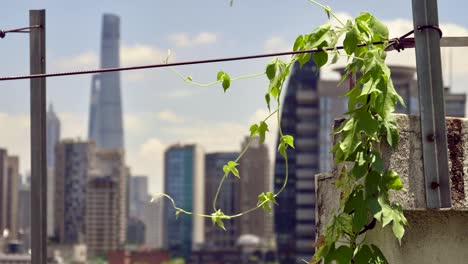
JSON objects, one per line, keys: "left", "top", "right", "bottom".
{"left": 170, "top": 67, "right": 265, "bottom": 87}
{"left": 307, "top": 0, "right": 345, "bottom": 27}
{"left": 212, "top": 108, "right": 279, "bottom": 211}
{"left": 273, "top": 83, "right": 289, "bottom": 197}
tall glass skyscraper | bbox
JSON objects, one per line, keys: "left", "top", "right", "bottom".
{"left": 164, "top": 144, "right": 205, "bottom": 259}
{"left": 274, "top": 60, "right": 320, "bottom": 263}
{"left": 273, "top": 59, "right": 348, "bottom": 263}
{"left": 88, "top": 14, "right": 124, "bottom": 150}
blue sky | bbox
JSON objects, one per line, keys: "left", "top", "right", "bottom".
{"left": 1, "top": 0, "right": 468, "bottom": 194}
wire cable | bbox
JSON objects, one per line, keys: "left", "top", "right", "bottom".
{"left": 0, "top": 26, "right": 442, "bottom": 82}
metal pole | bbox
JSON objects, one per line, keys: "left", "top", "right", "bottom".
{"left": 412, "top": 0, "right": 451, "bottom": 208}
{"left": 30, "top": 9, "right": 47, "bottom": 263}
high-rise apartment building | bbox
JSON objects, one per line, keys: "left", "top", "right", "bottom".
{"left": 88, "top": 14, "right": 124, "bottom": 151}
{"left": 273, "top": 60, "right": 347, "bottom": 263}
{"left": 129, "top": 176, "right": 149, "bottom": 220}
{"left": 0, "top": 149, "right": 20, "bottom": 239}
{"left": 86, "top": 149, "right": 127, "bottom": 255}
{"left": 18, "top": 182, "right": 30, "bottom": 250}
{"left": 54, "top": 140, "right": 95, "bottom": 243}
{"left": 238, "top": 137, "right": 272, "bottom": 242}
{"left": 86, "top": 176, "right": 121, "bottom": 258}
{"left": 143, "top": 198, "right": 165, "bottom": 249}
{"left": 164, "top": 144, "right": 205, "bottom": 258}
{"left": 204, "top": 152, "right": 240, "bottom": 249}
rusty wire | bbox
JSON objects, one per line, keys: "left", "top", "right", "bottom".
{"left": 0, "top": 25, "right": 442, "bottom": 82}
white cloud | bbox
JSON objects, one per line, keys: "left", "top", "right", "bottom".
{"left": 157, "top": 110, "right": 184, "bottom": 124}
{"left": 264, "top": 36, "right": 291, "bottom": 54}
{"left": 168, "top": 32, "right": 218, "bottom": 48}
{"left": 120, "top": 44, "right": 167, "bottom": 66}
{"left": 165, "top": 89, "right": 197, "bottom": 99}
{"left": 319, "top": 15, "right": 468, "bottom": 83}
{"left": 53, "top": 44, "right": 168, "bottom": 79}
{"left": 0, "top": 113, "right": 30, "bottom": 175}
{"left": 55, "top": 51, "right": 98, "bottom": 70}
{"left": 128, "top": 138, "right": 167, "bottom": 195}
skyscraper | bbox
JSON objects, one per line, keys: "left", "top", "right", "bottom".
{"left": 86, "top": 176, "right": 120, "bottom": 258}
{"left": 86, "top": 149, "right": 127, "bottom": 257}
{"left": 273, "top": 60, "right": 347, "bottom": 263}
{"left": 47, "top": 103, "right": 60, "bottom": 238}
{"left": 54, "top": 140, "right": 95, "bottom": 243}
{"left": 88, "top": 14, "right": 124, "bottom": 150}
{"left": 164, "top": 144, "right": 205, "bottom": 258}
{"left": 204, "top": 152, "right": 240, "bottom": 249}
{"left": 129, "top": 176, "right": 149, "bottom": 220}
{"left": 47, "top": 103, "right": 61, "bottom": 169}
{"left": 238, "top": 137, "right": 272, "bottom": 242}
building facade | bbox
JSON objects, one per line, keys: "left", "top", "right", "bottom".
{"left": 47, "top": 103, "right": 61, "bottom": 169}
{"left": 204, "top": 152, "right": 240, "bottom": 249}
{"left": 164, "top": 144, "right": 205, "bottom": 258}
{"left": 86, "top": 176, "right": 120, "bottom": 258}
{"left": 88, "top": 14, "right": 124, "bottom": 151}
{"left": 129, "top": 175, "right": 149, "bottom": 220}
{"left": 142, "top": 197, "right": 165, "bottom": 249}
{"left": 47, "top": 104, "right": 61, "bottom": 238}
{"left": 54, "top": 140, "right": 95, "bottom": 243}
{"left": 86, "top": 149, "right": 127, "bottom": 257}
{"left": 273, "top": 60, "right": 347, "bottom": 263}
{"left": 0, "top": 149, "right": 20, "bottom": 240}
{"left": 238, "top": 137, "right": 272, "bottom": 242}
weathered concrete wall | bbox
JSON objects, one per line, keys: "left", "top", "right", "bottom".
{"left": 316, "top": 114, "right": 468, "bottom": 264}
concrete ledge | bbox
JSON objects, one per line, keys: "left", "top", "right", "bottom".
{"left": 316, "top": 114, "right": 468, "bottom": 264}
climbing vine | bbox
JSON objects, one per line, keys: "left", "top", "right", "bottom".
{"left": 156, "top": 1, "right": 408, "bottom": 263}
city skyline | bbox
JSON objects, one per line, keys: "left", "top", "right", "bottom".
{"left": 1, "top": 1, "right": 468, "bottom": 195}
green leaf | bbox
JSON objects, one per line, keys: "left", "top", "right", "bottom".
{"left": 354, "top": 245, "right": 373, "bottom": 264}
{"left": 325, "top": 213, "right": 352, "bottom": 247}
{"left": 328, "top": 245, "right": 353, "bottom": 264}
{"left": 211, "top": 209, "right": 230, "bottom": 230}
{"left": 222, "top": 161, "right": 240, "bottom": 178}
{"left": 297, "top": 52, "right": 311, "bottom": 68}
{"left": 368, "top": 15, "right": 389, "bottom": 41}
{"left": 222, "top": 75, "right": 231, "bottom": 92}
{"left": 384, "top": 120, "right": 399, "bottom": 148}
{"left": 258, "top": 121, "right": 269, "bottom": 143}
{"left": 266, "top": 60, "right": 276, "bottom": 80}
{"left": 293, "top": 35, "right": 304, "bottom": 51}
{"left": 344, "top": 189, "right": 368, "bottom": 232}
{"left": 354, "top": 245, "right": 388, "bottom": 264}
{"left": 383, "top": 170, "right": 403, "bottom": 190}
{"left": 258, "top": 192, "right": 278, "bottom": 214}
{"left": 278, "top": 135, "right": 295, "bottom": 158}
{"left": 186, "top": 76, "right": 193, "bottom": 81}
{"left": 217, "top": 71, "right": 225, "bottom": 81}
{"left": 365, "top": 171, "right": 381, "bottom": 198}
{"left": 307, "top": 23, "right": 331, "bottom": 48}
{"left": 313, "top": 50, "right": 328, "bottom": 68}
{"left": 343, "top": 25, "right": 359, "bottom": 55}
{"left": 266, "top": 59, "right": 288, "bottom": 100}
{"left": 249, "top": 124, "right": 259, "bottom": 137}
{"left": 282, "top": 135, "right": 295, "bottom": 148}
{"left": 217, "top": 71, "right": 231, "bottom": 92}
{"left": 265, "top": 93, "right": 271, "bottom": 111}
{"left": 331, "top": 51, "right": 339, "bottom": 64}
